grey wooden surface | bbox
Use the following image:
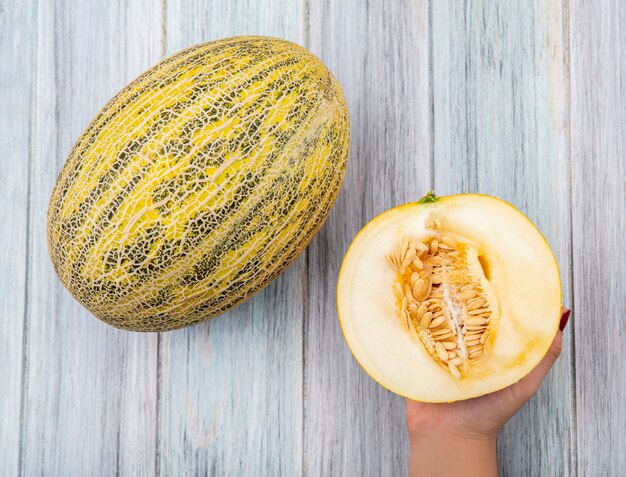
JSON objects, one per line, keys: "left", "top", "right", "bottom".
{"left": 0, "top": 0, "right": 624, "bottom": 475}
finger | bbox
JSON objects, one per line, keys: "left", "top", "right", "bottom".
{"left": 512, "top": 309, "right": 568, "bottom": 400}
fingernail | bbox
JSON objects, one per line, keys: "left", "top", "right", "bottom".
{"left": 559, "top": 308, "right": 571, "bottom": 331}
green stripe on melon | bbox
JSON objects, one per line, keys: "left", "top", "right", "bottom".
{"left": 47, "top": 36, "right": 350, "bottom": 331}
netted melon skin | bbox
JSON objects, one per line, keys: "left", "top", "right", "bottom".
{"left": 47, "top": 36, "right": 350, "bottom": 332}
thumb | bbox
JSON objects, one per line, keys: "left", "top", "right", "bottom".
{"left": 510, "top": 307, "right": 569, "bottom": 401}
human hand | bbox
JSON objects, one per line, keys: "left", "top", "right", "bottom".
{"left": 406, "top": 307, "right": 570, "bottom": 476}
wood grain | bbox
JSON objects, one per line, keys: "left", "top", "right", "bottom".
{"left": 20, "top": 1, "right": 162, "bottom": 475}
{"left": 570, "top": 0, "right": 626, "bottom": 474}
{"left": 1, "top": 0, "right": 625, "bottom": 474}
{"left": 431, "top": 2, "right": 574, "bottom": 475}
{"left": 157, "top": 1, "right": 306, "bottom": 475}
{"left": 305, "top": 1, "right": 431, "bottom": 475}
{"left": 0, "top": 0, "right": 35, "bottom": 474}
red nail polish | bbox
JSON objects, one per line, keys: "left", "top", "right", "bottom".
{"left": 559, "top": 308, "right": 571, "bottom": 331}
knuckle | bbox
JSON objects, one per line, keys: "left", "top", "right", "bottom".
{"left": 550, "top": 341, "right": 562, "bottom": 359}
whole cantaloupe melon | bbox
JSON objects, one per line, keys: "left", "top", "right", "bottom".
{"left": 47, "top": 36, "right": 350, "bottom": 332}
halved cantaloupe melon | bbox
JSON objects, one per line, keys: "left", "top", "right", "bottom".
{"left": 337, "top": 193, "right": 561, "bottom": 402}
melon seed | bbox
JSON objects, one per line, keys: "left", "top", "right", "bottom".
{"left": 468, "top": 308, "right": 490, "bottom": 315}
{"left": 402, "top": 309, "right": 411, "bottom": 329}
{"left": 428, "top": 316, "right": 447, "bottom": 329}
{"left": 467, "top": 317, "right": 489, "bottom": 326}
{"left": 402, "top": 247, "right": 416, "bottom": 268}
{"left": 404, "top": 283, "right": 413, "bottom": 300}
{"left": 386, "top": 254, "right": 399, "bottom": 271}
{"left": 410, "top": 241, "right": 429, "bottom": 253}
{"left": 400, "top": 239, "right": 409, "bottom": 259}
{"left": 461, "top": 283, "right": 477, "bottom": 292}
{"left": 459, "top": 290, "right": 478, "bottom": 301}
{"left": 418, "top": 281, "right": 432, "bottom": 301}
{"left": 429, "top": 239, "right": 439, "bottom": 254}
{"left": 467, "top": 299, "right": 486, "bottom": 310}
{"left": 440, "top": 236, "right": 457, "bottom": 248}
{"left": 428, "top": 218, "right": 442, "bottom": 229}
{"left": 412, "top": 279, "right": 426, "bottom": 300}
{"left": 436, "top": 342, "right": 449, "bottom": 361}
{"left": 430, "top": 256, "right": 445, "bottom": 265}
{"left": 448, "top": 361, "right": 461, "bottom": 378}
{"left": 395, "top": 282, "right": 403, "bottom": 297}
{"left": 420, "top": 312, "right": 433, "bottom": 328}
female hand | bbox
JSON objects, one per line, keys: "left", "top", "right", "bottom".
{"left": 406, "top": 307, "right": 571, "bottom": 476}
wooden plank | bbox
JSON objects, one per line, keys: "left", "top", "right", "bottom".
{"left": 157, "top": 1, "right": 306, "bottom": 475}
{"left": 305, "top": 1, "right": 430, "bottom": 475}
{"left": 22, "top": 1, "right": 162, "bottom": 475}
{"left": 570, "top": 0, "right": 626, "bottom": 474}
{"left": 431, "top": 1, "right": 573, "bottom": 475}
{"left": 0, "top": 0, "right": 35, "bottom": 474}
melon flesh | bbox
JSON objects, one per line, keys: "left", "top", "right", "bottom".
{"left": 337, "top": 194, "right": 561, "bottom": 402}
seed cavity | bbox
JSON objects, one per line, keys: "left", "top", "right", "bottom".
{"left": 387, "top": 219, "right": 499, "bottom": 378}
